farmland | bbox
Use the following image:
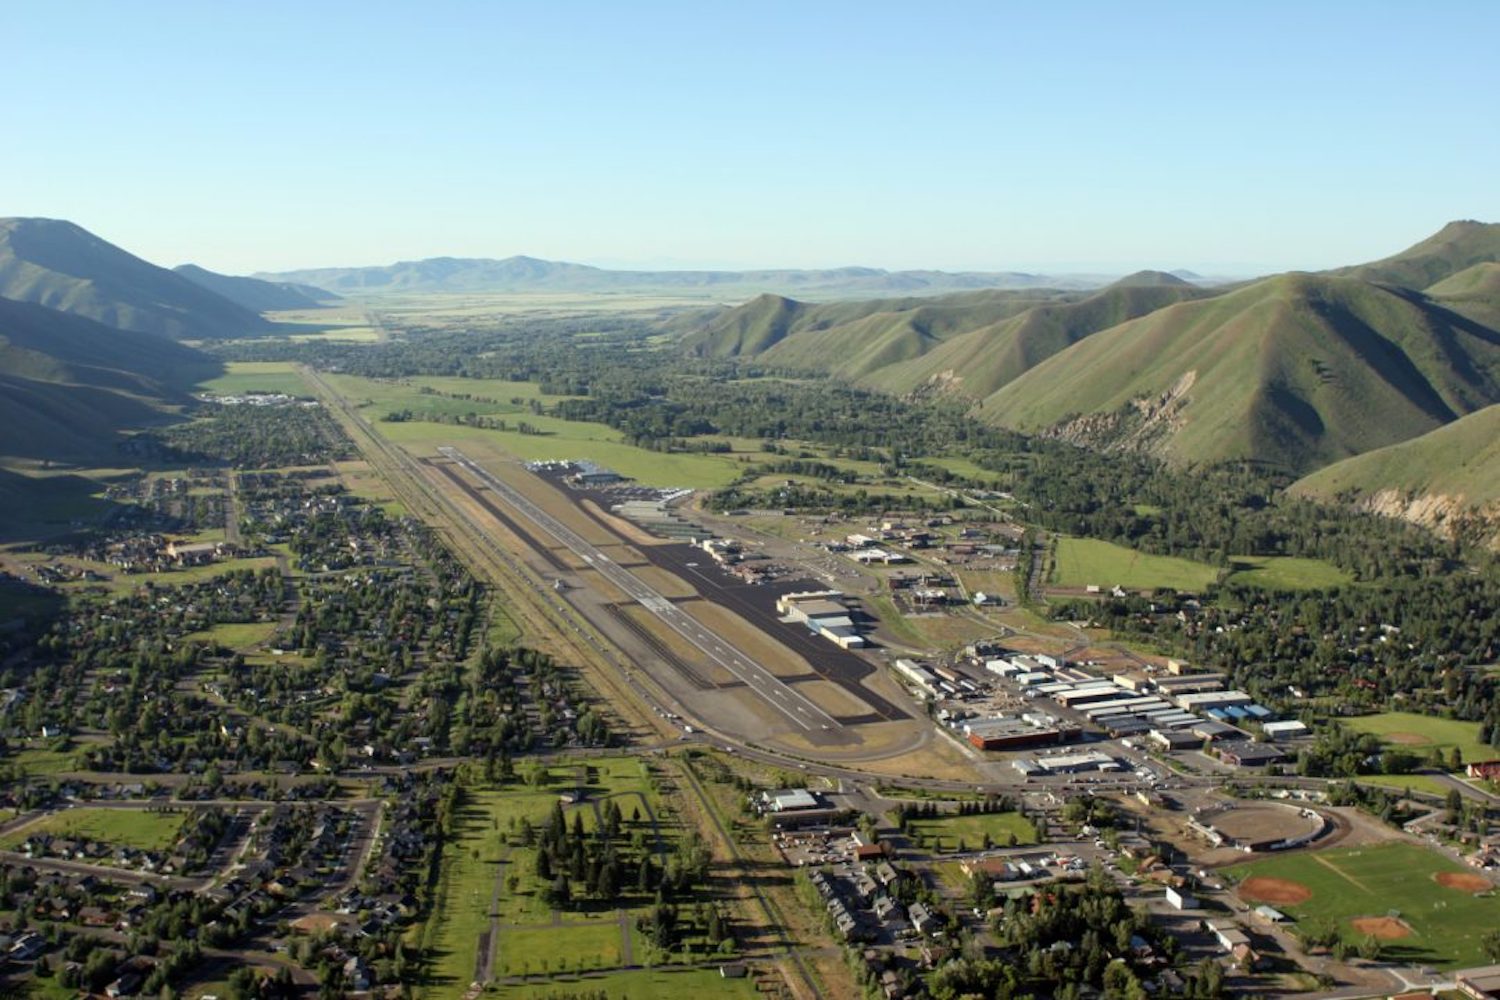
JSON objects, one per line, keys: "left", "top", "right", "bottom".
{"left": 1227, "top": 842, "right": 1499, "bottom": 969}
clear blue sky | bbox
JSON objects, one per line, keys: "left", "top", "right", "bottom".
{"left": 4, "top": 1, "right": 1497, "bottom": 276}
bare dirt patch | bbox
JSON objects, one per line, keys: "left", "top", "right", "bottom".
{"left": 1239, "top": 876, "right": 1313, "bottom": 906}
{"left": 1435, "top": 871, "right": 1492, "bottom": 892}
{"left": 1350, "top": 915, "right": 1411, "bottom": 939}
{"left": 1384, "top": 731, "right": 1430, "bottom": 745}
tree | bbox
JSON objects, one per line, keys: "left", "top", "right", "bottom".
{"left": 1482, "top": 927, "right": 1500, "bottom": 963}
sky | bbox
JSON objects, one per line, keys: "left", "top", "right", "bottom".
{"left": 4, "top": 1, "right": 1498, "bottom": 276}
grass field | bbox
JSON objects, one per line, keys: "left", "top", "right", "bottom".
{"left": 1353, "top": 773, "right": 1460, "bottom": 797}
{"left": 491, "top": 966, "right": 761, "bottom": 999}
{"left": 1051, "top": 537, "right": 1220, "bottom": 592}
{"left": 1345, "top": 712, "right": 1493, "bottom": 769}
{"left": 183, "top": 620, "right": 279, "bottom": 650}
{"left": 907, "top": 811, "right": 1039, "bottom": 851}
{"left": 321, "top": 372, "right": 746, "bottom": 488}
{"left": 1227, "top": 842, "right": 1498, "bottom": 968}
{"left": 495, "top": 922, "right": 625, "bottom": 977}
{"left": 3, "top": 807, "right": 185, "bottom": 852}
{"left": 5, "top": 748, "right": 77, "bottom": 778}
{"left": 1224, "top": 555, "right": 1352, "bottom": 591}
{"left": 197, "top": 361, "right": 312, "bottom": 397}
{"left": 419, "top": 760, "right": 674, "bottom": 999}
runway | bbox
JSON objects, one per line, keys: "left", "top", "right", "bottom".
{"left": 437, "top": 446, "right": 848, "bottom": 739}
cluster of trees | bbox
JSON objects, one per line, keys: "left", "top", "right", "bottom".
{"left": 456, "top": 646, "right": 611, "bottom": 756}
{"left": 155, "top": 404, "right": 353, "bottom": 468}
{"left": 522, "top": 795, "right": 698, "bottom": 914}
{"left": 923, "top": 877, "right": 1215, "bottom": 1000}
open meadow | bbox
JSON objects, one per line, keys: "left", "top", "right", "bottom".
{"left": 1050, "top": 537, "right": 1221, "bottom": 593}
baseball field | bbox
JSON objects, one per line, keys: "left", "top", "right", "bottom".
{"left": 1227, "top": 842, "right": 1497, "bottom": 969}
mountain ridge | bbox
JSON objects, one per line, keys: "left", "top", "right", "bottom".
{"left": 0, "top": 217, "right": 267, "bottom": 340}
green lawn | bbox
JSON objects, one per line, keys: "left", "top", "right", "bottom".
{"left": 183, "top": 620, "right": 279, "bottom": 650}
{"left": 907, "top": 812, "right": 1039, "bottom": 852}
{"left": 1353, "top": 773, "right": 1463, "bottom": 797}
{"left": 1225, "top": 555, "right": 1352, "bottom": 591}
{"left": 197, "top": 361, "right": 312, "bottom": 397}
{"left": 1227, "top": 843, "right": 1500, "bottom": 969}
{"left": 1345, "top": 712, "right": 1493, "bottom": 769}
{"left": 5, "top": 748, "right": 79, "bottom": 778}
{"left": 1051, "top": 537, "right": 1221, "bottom": 593}
{"left": 495, "top": 922, "right": 624, "bottom": 977}
{"left": 3, "top": 807, "right": 185, "bottom": 852}
{"left": 492, "top": 966, "right": 762, "bottom": 999}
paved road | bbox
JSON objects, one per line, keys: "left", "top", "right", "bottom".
{"left": 440, "top": 446, "right": 846, "bottom": 740}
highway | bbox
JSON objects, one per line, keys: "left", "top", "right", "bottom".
{"left": 438, "top": 446, "right": 841, "bottom": 735}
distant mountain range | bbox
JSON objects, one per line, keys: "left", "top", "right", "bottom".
{"left": 256, "top": 255, "right": 1121, "bottom": 297}
{"left": 174, "top": 263, "right": 337, "bottom": 312}
{"left": 3, "top": 213, "right": 1498, "bottom": 545}
{"left": 0, "top": 218, "right": 268, "bottom": 340}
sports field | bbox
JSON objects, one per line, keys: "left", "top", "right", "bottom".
{"left": 1051, "top": 537, "right": 1220, "bottom": 592}
{"left": 1227, "top": 842, "right": 1498, "bottom": 968}
{"left": 1344, "top": 712, "right": 1493, "bottom": 770}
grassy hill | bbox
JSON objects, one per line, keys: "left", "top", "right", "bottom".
{"left": 1332, "top": 220, "right": 1500, "bottom": 290}
{"left": 0, "top": 296, "right": 219, "bottom": 463}
{"left": 1290, "top": 404, "right": 1500, "bottom": 547}
{"left": 0, "top": 218, "right": 266, "bottom": 340}
{"left": 1108, "top": 269, "right": 1195, "bottom": 288}
{"left": 174, "top": 263, "right": 336, "bottom": 311}
{"left": 260, "top": 255, "right": 1103, "bottom": 298}
{"left": 979, "top": 273, "right": 1500, "bottom": 474}
{"left": 683, "top": 288, "right": 1069, "bottom": 371}
{"left": 864, "top": 283, "right": 1214, "bottom": 401}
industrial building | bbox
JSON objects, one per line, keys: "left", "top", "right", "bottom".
{"left": 963, "top": 716, "right": 1067, "bottom": 751}
{"left": 776, "top": 590, "right": 866, "bottom": 649}
{"left": 1173, "top": 690, "right": 1253, "bottom": 711}
{"left": 1260, "top": 720, "right": 1310, "bottom": 741}
{"left": 1014, "top": 750, "right": 1121, "bottom": 775}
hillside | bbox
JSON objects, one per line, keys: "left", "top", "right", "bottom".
{"left": 683, "top": 288, "right": 1069, "bottom": 369}
{"left": 979, "top": 273, "right": 1500, "bottom": 474}
{"left": 1291, "top": 405, "right": 1500, "bottom": 548}
{"left": 1425, "top": 261, "right": 1500, "bottom": 298}
{"left": 1108, "top": 270, "right": 1195, "bottom": 288}
{"left": 1333, "top": 220, "right": 1500, "bottom": 290}
{"left": 0, "top": 296, "right": 218, "bottom": 462}
{"left": 174, "top": 264, "right": 337, "bottom": 311}
{"left": 864, "top": 283, "right": 1214, "bottom": 401}
{"left": 259, "top": 255, "right": 1104, "bottom": 298}
{"left": 0, "top": 218, "right": 267, "bottom": 340}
